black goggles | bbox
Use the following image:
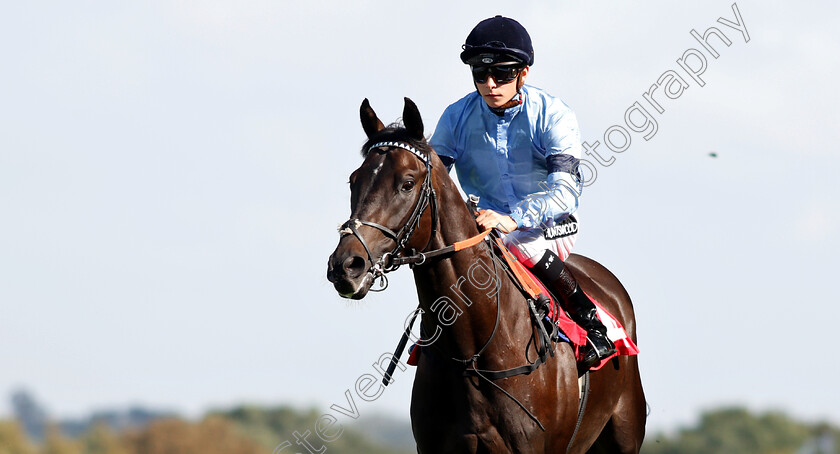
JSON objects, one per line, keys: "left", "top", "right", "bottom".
{"left": 470, "top": 64, "right": 524, "bottom": 84}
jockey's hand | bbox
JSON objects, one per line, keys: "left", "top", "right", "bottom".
{"left": 475, "top": 209, "right": 518, "bottom": 233}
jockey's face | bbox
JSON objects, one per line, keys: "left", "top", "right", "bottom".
{"left": 474, "top": 64, "right": 529, "bottom": 108}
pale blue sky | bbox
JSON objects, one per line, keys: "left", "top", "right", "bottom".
{"left": 1, "top": 0, "right": 838, "bottom": 434}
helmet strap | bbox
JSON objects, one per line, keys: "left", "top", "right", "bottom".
{"left": 516, "top": 72, "right": 525, "bottom": 91}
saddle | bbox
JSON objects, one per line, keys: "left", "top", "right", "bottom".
{"left": 484, "top": 236, "right": 639, "bottom": 370}
{"left": 403, "top": 231, "right": 639, "bottom": 372}
{"left": 380, "top": 197, "right": 638, "bottom": 383}
{"left": 487, "top": 234, "right": 586, "bottom": 345}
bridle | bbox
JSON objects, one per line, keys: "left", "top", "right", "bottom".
{"left": 338, "top": 141, "right": 439, "bottom": 291}
{"left": 336, "top": 140, "right": 510, "bottom": 378}
{"left": 337, "top": 139, "right": 554, "bottom": 431}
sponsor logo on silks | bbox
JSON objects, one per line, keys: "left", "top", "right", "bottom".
{"left": 544, "top": 216, "right": 578, "bottom": 240}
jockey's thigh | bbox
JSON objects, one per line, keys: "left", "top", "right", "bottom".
{"left": 501, "top": 216, "right": 578, "bottom": 267}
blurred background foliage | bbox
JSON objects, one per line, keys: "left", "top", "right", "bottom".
{"left": 1, "top": 392, "right": 838, "bottom": 454}
{"left": 642, "top": 407, "right": 838, "bottom": 454}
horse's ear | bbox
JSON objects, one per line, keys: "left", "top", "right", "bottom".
{"left": 403, "top": 97, "right": 424, "bottom": 140}
{"left": 360, "top": 98, "right": 385, "bottom": 139}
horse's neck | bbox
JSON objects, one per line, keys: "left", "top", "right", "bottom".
{"left": 411, "top": 171, "right": 522, "bottom": 361}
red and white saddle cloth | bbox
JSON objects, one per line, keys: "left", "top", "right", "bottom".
{"left": 580, "top": 294, "right": 640, "bottom": 370}
{"left": 491, "top": 235, "right": 638, "bottom": 370}
{"left": 407, "top": 236, "right": 639, "bottom": 372}
{"left": 405, "top": 290, "right": 638, "bottom": 371}
{"left": 525, "top": 267, "right": 639, "bottom": 371}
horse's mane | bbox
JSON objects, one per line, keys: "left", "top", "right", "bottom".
{"left": 360, "top": 122, "right": 433, "bottom": 158}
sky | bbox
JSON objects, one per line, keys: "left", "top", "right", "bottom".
{"left": 1, "top": 0, "right": 839, "bottom": 436}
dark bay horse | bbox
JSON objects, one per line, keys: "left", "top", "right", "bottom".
{"left": 327, "top": 98, "right": 646, "bottom": 453}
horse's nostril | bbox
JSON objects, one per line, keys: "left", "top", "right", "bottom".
{"left": 342, "top": 255, "right": 367, "bottom": 278}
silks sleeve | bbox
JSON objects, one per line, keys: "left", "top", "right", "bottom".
{"left": 509, "top": 102, "right": 583, "bottom": 229}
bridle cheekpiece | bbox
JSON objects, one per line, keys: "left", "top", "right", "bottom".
{"left": 338, "top": 141, "right": 438, "bottom": 291}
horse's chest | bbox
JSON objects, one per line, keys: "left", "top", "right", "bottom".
{"left": 413, "top": 398, "right": 541, "bottom": 453}
{"left": 416, "top": 431, "right": 532, "bottom": 454}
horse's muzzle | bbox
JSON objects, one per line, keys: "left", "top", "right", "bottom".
{"left": 327, "top": 251, "right": 374, "bottom": 299}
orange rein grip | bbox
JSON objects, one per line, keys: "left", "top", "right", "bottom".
{"left": 493, "top": 237, "right": 542, "bottom": 300}
{"left": 449, "top": 227, "right": 542, "bottom": 300}
{"left": 452, "top": 228, "right": 494, "bottom": 251}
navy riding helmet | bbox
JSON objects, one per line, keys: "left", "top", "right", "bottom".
{"left": 460, "top": 15, "right": 534, "bottom": 66}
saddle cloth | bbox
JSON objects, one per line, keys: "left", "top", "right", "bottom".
{"left": 407, "top": 237, "right": 639, "bottom": 372}
{"left": 492, "top": 238, "right": 639, "bottom": 370}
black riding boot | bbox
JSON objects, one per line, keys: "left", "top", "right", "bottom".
{"left": 529, "top": 251, "right": 616, "bottom": 370}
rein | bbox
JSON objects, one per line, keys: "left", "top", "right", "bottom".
{"left": 339, "top": 140, "right": 553, "bottom": 431}
{"left": 450, "top": 247, "right": 552, "bottom": 432}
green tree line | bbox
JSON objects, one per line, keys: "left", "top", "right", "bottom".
{"left": 3, "top": 405, "right": 838, "bottom": 454}
{"left": 0, "top": 406, "right": 414, "bottom": 454}
{"left": 0, "top": 417, "right": 269, "bottom": 454}
{"left": 642, "top": 407, "right": 839, "bottom": 454}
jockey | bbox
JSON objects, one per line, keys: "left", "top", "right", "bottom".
{"left": 430, "top": 15, "right": 615, "bottom": 369}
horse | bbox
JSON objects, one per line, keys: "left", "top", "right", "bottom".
{"left": 327, "top": 98, "right": 646, "bottom": 453}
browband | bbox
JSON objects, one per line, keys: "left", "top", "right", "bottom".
{"left": 368, "top": 141, "right": 431, "bottom": 167}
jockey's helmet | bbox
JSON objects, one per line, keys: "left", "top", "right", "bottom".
{"left": 460, "top": 16, "right": 534, "bottom": 67}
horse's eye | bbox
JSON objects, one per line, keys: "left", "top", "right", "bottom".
{"left": 401, "top": 180, "right": 416, "bottom": 192}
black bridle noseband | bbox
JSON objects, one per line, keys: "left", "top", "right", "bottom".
{"left": 338, "top": 141, "right": 438, "bottom": 290}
